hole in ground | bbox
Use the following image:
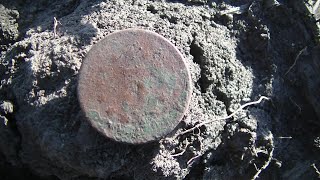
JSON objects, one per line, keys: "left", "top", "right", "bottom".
{"left": 190, "top": 40, "right": 213, "bottom": 93}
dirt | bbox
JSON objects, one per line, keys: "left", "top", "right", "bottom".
{"left": 0, "top": 0, "right": 319, "bottom": 179}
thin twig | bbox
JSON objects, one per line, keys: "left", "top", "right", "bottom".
{"left": 187, "top": 154, "right": 201, "bottom": 166}
{"left": 252, "top": 132, "right": 274, "bottom": 180}
{"left": 53, "top": 17, "right": 62, "bottom": 38}
{"left": 177, "top": 96, "right": 270, "bottom": 137}
{"left": 289, "top": 97, "right": 302, "bottom": 114}
{"left": 171, "top": 141, "right": 189, "bottom": 157}
{"left": 311, "top": 163, "right": 320, "bottom": 178}
{"left": 187, "top": 140, "right": 203, "bottom": 166}
{"left": 285, "top": 46, "right": 307, "bottom": 75}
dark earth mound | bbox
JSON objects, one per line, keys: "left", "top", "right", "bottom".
{"left": 0, "top": 0, "right": 319, "bottom": 179}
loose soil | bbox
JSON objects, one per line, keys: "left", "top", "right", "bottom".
{"left": 0, "top": 0, "right": 319, "bottom": 179}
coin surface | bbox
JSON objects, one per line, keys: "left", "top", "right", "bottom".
{"left": 77, "top": 29, "right": 192, "bottom": 144}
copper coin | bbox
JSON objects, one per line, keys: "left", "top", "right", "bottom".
{"left": 77, "top": 29, "right": 192, "bottom": 144}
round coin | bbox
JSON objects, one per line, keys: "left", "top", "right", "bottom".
{"left": 77, "top": 29, "right": 192, "bottom": 144}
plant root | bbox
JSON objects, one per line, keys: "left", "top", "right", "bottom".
{"left": 311, "top": 163, "right": 320, "bottom": 178}
{"left": 176, "top": 96, "right": 270, "bottom": 138}
{"left": 252, "top": 131, "right": 274, "bottom": 180}
{"left": 285, "top": 46, "right": 307, "bottom": 76}
{"left": 53, "top": 17, "right": 62, "bottom": 38}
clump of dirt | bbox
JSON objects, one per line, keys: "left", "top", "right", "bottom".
{"left": 0, "top": 0, "right": 319, "bottom": 179}
{"left": 0, "top": 4, "right": 19, "bottom": 51}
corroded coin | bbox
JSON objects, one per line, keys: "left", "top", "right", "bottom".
{"left": 77, "top": 29, "right": 191, "bottom": 144}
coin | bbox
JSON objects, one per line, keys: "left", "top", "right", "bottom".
{"left": 77, "top": 29, "right": 192, "bottom": 144}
